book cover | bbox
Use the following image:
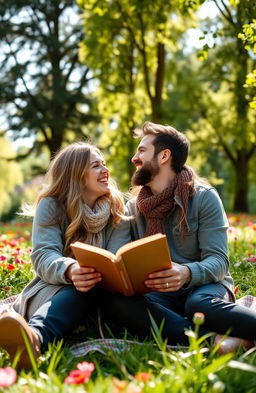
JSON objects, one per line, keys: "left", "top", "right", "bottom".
{"left": 71, "top": 233, "right": 172, "bottom": 296}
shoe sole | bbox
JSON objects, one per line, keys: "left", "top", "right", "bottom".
{"left": 0, "top": 314, "right": 35, "bottom": 368}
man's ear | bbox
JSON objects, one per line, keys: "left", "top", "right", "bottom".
{"left": 159, "top": 149, "right": 171, "bottom": 164}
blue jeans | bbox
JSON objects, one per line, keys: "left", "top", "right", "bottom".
{"left": 102, "top": 283, "right": 256, "bottom": 345}
{"left": 28, "top": 283, "right": 256, "bottom": 350}
{"left": 28, "top": 286, "right": 102, "bottom": 351}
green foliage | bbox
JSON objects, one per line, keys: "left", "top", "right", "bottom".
{"left": 238, "top": 20, "right": 256, "bottom": 110}
{"left": 78, "top": 0, "right": 197, "bottom": 188}
{"left": 0, "top": 137, "right": 23, "bottom": 218}
{"left": 189, "top": 0, "right": 256, "bottom": 212}
{"left": 0, "top": 222, "right": 33, "bottom": 299}
{"left": 0, "top": 0, "right": 99, "bottom": 158}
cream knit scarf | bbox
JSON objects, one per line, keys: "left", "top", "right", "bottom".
{"left": 83, "top": 197, "right": 111, "bottom": 247}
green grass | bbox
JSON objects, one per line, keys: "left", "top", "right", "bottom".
{"left": 0, "top": 214, "right": 256, "bottom": 392}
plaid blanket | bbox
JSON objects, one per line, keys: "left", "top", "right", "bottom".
{"left": 1, "top": 294, "right": 256, "bottom": 357}
{"left": 236, "top": 295, "right": 256, "bottom": 311}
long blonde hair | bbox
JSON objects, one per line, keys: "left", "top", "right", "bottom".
{"left": 29, "top": 142, "right": 125, "bottom": 255}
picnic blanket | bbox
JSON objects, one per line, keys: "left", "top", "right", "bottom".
{"left": 1, "top": 294, "right": 256, "bottom": 357}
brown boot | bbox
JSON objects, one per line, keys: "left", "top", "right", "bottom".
{"left": 0, "top": 311, "right": 41, "bottom": 368}
{"left": 214, "top": 334, "right": 255, "bottom": 354}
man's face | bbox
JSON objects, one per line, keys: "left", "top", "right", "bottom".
{"left": 131, "top": 134, "right": 160, "bottom": 186}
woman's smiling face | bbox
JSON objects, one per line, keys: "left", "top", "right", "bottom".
{"left": 83, "top": 150, "right": 110, "bottom": 207}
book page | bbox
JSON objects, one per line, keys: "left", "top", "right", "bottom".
{"left": 116, "top": 233, "right": 168, "bottom": 256}
{"left": 117, "top": 234, "right": 172, "bottom": 294}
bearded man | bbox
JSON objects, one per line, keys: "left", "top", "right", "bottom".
{"left": 104, "top": 121, "right": 256, "bottom": 353}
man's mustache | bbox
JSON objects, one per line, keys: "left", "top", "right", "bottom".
{"left": 133, "top": 159, "right": 143, "bottom": 166}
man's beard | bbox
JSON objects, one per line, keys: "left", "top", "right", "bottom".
{"left": 131, "top": 158, "right": 160, "bottom": 186}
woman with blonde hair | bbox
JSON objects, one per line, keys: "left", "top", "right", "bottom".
{"left": 0, "top": 141, "right": 125, "bottom": 367}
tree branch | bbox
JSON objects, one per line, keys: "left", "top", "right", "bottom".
{"left": 5, "top": 36, "right": 44, "bottom": 116}
{"left": 212, "top": 0, "right": 235, "bottom": 26}
{"left": 115, "top": 0, "right": 143, "bottom": 52}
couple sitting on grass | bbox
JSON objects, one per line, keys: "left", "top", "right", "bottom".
{"left": 0, "top": 121, "right": 255, "bottom": 368}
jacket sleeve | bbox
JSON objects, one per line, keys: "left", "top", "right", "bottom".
{"left": 186, "top": 188, "right": 230, "bottom": 288}
{"left": 31, "top": 197, "right": 76, "bottom": 285}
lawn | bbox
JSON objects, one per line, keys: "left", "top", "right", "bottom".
{"left": 0, "top": 215, "right": 256, "bottom": 392}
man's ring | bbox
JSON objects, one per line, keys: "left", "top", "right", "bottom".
{"left": 166, "top": 282, "right": 169, "bottom": 288}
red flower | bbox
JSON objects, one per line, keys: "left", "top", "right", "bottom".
{"left": 7, "top": 264, "right": 15, "bottom": 270}
{"left": 234, "top": 287, "right": 239, "bottom": 295}
{"left": 0, "top": 366, "right": 17, "bottom": 387}
{"left": 0, "top": 255, "right": 7, "bottom": 261}
{"left": 64, "top": 361, "right": 94, "bottom": 384}
{"left": 8, "top": 241, "right": 18, "bottom": 247}
{"left": 64, "top": 370, "right": 86, "bottom": 384}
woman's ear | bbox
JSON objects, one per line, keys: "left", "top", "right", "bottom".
{"left": 160, "top": 149, "right": 171, "bottom": 164}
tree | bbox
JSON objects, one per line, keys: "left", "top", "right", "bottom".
{"left": 0, "top": 0, "right": 99, "bottom": 158}
{"left": 194, "top": 0, "right": 256, "bottom": 212}
{"left": 78, "top": 0, "right": 196, "bottom": 188}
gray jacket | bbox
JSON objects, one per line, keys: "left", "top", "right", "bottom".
{"left": 110, "top": 184, "right": 234, "bottom": 299}
{"left": 13, "top": 197, "right": 119, "bottom": 318}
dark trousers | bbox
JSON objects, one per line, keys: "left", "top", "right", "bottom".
{"left": 28, "top": 286, "right": 102, "bottom": 351}
{"left": 102, "top": 283, "right": 256, "bottom": 345}
{"left": 28, "top": 283, "right": 256, "bottom": 350}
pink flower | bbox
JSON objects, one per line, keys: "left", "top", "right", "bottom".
{"left": 193, "top": 312, "right": 205, "bottom": 325}
{"left": 0, "top": 255, "right": 7, "bottom": 261}
{"left": 77, "top": 361, "right": 94, "bottom": 374}
{"left": 11, "top": 251, "right": 21, "bottom": 256}
{"left": 0, "top": 367, "right": 17, "bottom": 387}
{"left": 65, "top": 361, "right": 94, "bottom": 385}
{"left": 15, "top": 258, "right": 26, "bottom": 264}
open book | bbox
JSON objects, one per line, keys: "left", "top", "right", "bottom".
{"left": 71, "top": 233, "right": 172, "bottom": 296}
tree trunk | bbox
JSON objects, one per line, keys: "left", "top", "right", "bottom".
{"left": 47, "top": 129, "right": 64, "bottom": 159}
{"left": 232, "top": 3, "right": 251, "bottom": 212}
{"left": 233, "top": 152, "right": 249, "bottom": 212}
{"left": 152, "top": 42, "right": 165, "bottom": 123}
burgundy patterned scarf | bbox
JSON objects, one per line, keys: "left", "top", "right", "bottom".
{"left": 136, "top": 166, "right": 194, "bottom": 236}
